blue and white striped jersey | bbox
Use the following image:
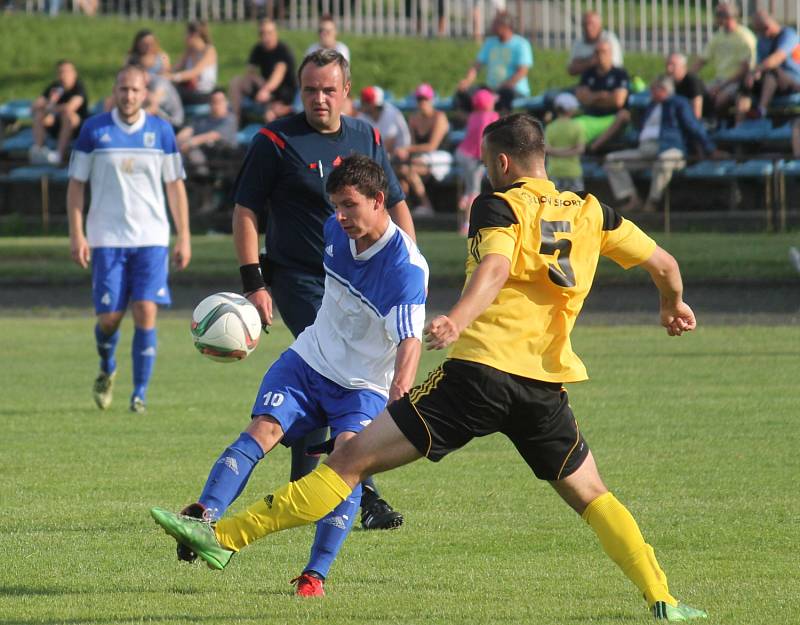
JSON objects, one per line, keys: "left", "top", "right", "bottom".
{"left": 291, "top": 216, "right": 428, "bottom": 397}
{"left": 68, "top": 109, "right": 185, "bottom": 248}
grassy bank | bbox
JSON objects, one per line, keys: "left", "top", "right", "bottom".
{"left": 0, "top": 15, "right": 671, "bottom": 104}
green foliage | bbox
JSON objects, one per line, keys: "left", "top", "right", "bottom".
{"left": 1, "top": 314, "right": 798, "bottom": 623}
{"left": 0, "top": 14, "right": 671, "bottom": 104}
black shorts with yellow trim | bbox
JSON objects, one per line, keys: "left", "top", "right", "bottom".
{"left": 387, "top": 358, "right": 589, "bottom": 481}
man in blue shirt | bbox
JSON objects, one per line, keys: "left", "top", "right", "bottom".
{"left": 457, "top": 11, "right": 533, "bottom": 113}
{"left": 736, "top": 8, "right": 800, "bottom": 122}
{"left": 603, "top": 76, "right": 718, "bottom": 213}
{"left": 225, "top": 49, "right": 415, "bottom": 534}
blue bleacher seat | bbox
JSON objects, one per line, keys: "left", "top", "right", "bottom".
{"left": 446, "top": 129, "right": 466, "bottom": 146}
{"left": 1, "top": 164, "right": 69, "bottom": 184}
{"left": 729, "top": 159, "right": 774, "bottom": 178}
{"left": 435, "top": 96, "right": 453, "bottom": 111}
{"left": 237, "top": 123, "right": 262, "bottom": 147}
{"left": 394, "top": 93, "right": 417, "bottom": 113}
{"left": 766, "top": 123, "right": 792, "bottom": 142}
{"left": 770, "top": 93, "right": 800, "bottom": 109}
{"left": 627, "top": 92, "right": 651, "bottom": 110}
{"left": 0, "top": 99, "right": 33, "bottom": 123}
{"left": 1, "top": 127, "right": 35, "bottom": 153}
{"left": 512, "top": 95, "right": 546, "bottom": 113}
{"left": 712, "top": 119, "right": 772, "bottom": 143}
{"left": 681, "top": 159, "right": 736, "bottom": 178}
{"left": 581, "top": 159, "right": 606, "bottom": 180}
{"left": 776, "top": 159, "right": 800, "bottom": 176}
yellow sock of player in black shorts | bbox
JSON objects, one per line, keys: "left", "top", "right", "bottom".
{"left": 582, "top": 492, "right": 678, "bottom": 607}
{"left": 214, "top": 464, "right": 351, "bottom": 551}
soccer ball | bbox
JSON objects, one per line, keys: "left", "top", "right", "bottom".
{"left": 191, "top": 292, "right": 262, "bottom": 362}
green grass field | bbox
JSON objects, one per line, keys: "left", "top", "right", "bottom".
{"left": 2, "top": 313, "right": 798, "bottom": 624}
{"left": 2, "top": 232, "right": 799, "bottom": 289}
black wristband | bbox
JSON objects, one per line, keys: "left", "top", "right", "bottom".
{"left": 239, "top": 263, "right": 265, "bottom": 294}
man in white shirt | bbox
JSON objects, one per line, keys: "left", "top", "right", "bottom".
{"left": 568, "top": 10, "right": 624, "bottom": 76}
{"left": 357, "top": 86, "right": 411, "bottom": 156}
{"left": 304, "top": 14, "right": 351, "bottom": 63}
{"left": 66, "top": 65, "right": 191, "bottom": 413}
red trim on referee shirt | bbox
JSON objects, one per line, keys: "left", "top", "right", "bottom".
{"left": 259, "top": 128, "right": 286, "bottom": 149}
{"left": 372, "top": 127, "right": 381, "bottom": 146}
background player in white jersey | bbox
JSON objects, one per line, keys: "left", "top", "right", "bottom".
{"left": 67, "top": 65, "right": 191, "bottom": 414}
{"left": 166, "top": 155, "right": 428, "bottom": 596}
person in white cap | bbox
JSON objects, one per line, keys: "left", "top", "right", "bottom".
{"left": 357, "top": 85, "right": 411, "bottom": 157}
{"left": 545, "top": 92, "right": 586, "bottom": 193}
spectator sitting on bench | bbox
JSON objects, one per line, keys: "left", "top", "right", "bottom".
{"left": 357, "top": 86, "right": 411, "bottom": 157}
{"left": 176, "top": 88, "right": 238, "bottom": 176}
{"left": 456, "top": 11, "right": 533, "bottom": 113}
{"left": 30, "top": 59, "right": 89, "bottom": 166}
{"left": 568, "top": 10, "right": 624, "bottom": 77}
{"left": 304, "top": 14, "right": 350, "bottom": 62}
{"left": 545, "top": 92, "right": 586, "bottom": 194}
{"left": 690, "top": 2, "right": 756, "bottom": 120}
{"left": 228, "top": 18, "right": 297, "bottom": 123}
{"left": 126, "top": 30, "right": 171, "bottom": 76}
{"left": 574, "top": 39, "right": 631, "bottom": 153}
{"left": 735, "top": 9, "right": 800, "bottom": 123}
{"left": 169, "top": 21, "right": 218, "bottom": 106}
{"left": 666, "top": 52, "right": 705, "bottom": 120}
{"left": 603, "top": 76, "right": 718, "bottom": 214}
{"left": 395, "top": 83, "right": 451, "bottom": 217}
{"left": 146, "top": 72, "right": 185, "bottom": 130}
{"left": 455, "top": 88, "right": 499, "bottom": 235}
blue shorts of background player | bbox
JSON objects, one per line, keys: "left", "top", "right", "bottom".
{"left": 91, "top": 246, "right": 171, "bottom": 313}
{"left": 90, "top": 246, "right": 170, "bottom": 413}
{"left": 191, "top": 348, "right": 386, "bottom": 582}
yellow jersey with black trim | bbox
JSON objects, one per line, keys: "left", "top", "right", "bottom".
{"left": 449, "top": 177, "right": 657, "bottom": 383}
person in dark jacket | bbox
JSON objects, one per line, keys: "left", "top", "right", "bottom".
{"left": 603, "top": 76, "right": 717, "bottom": 213}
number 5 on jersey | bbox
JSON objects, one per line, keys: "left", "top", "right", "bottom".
{"left": 539, "top": 219, "right": 576, "bottom": 288}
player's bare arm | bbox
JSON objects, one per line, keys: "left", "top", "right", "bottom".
{"left": 640, "top": 245, "right": 697, "bottom": 337}
{"left": 388, "top": 337, "right": 422, "bottom": 402}
{"left": 66, "top": 178, "right": 90, "bottom": 269}
{"left": 233, "top": 203, "right": 273, "bottom": 326}
{"left": 165, "top": 179, "right": 191, "bottom": 270}
{"left": 388, "top": 200, "right": 416, "bottom": 242}
{"left": 425, "top": 253, "right": 511, "bottom": 350}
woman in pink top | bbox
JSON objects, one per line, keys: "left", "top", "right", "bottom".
{"left": 455, "top": 89, "right": 499, "bottom": 235}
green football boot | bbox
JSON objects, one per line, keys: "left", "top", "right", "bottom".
{"left": 93, "top": 371, "right": 116, "bottom": 410}
{"left": 150, "top": 507, "right": 234, "bottom": 570}
{"left": 652, "top": 601, "right": 708, "bottom": 621}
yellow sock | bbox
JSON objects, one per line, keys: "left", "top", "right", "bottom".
{"left": 214, "top": 464, "right": 352, "bottom": 552}
{"left": 582, "top": 492, "right": 677, "bottom": 607}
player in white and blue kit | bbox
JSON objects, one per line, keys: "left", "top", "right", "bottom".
{"left": 66, "top": 65, "right": 191, "bottom": 413}
{"left": 174, "top": 155, "right": 427, "bottom": 596}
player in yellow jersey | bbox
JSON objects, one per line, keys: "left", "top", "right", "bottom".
{"left": 151, "top": 114, "right": 706, "bottom": 621}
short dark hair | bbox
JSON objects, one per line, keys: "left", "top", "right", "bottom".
{"left": 482, "top": 113, "right": 546, "bottom": 162}
{"left": 56, "top": 59, "right": 75, "bottom": 69}
{"left": 298, "top": 49, "right": 351, "bottom": 86}
{"left": 210, "top": 87, "right": 227, "bottom": 98}
{"left": 326, "top": 154, "right": 387, "bottom": 200}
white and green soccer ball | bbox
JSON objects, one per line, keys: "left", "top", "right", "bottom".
{"left": 191, "top": 292, "right": 261, "bottom": 362}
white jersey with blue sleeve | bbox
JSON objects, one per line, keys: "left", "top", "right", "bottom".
{"left": 291, "top": 216, "right": 429, "bottom": 397}
{"left": 68, "top": 109, "right": 185, "bottom": 248}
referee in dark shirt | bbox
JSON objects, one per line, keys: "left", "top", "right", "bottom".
{"left": 234, "top": 49, "right": 415, "bottom": 529}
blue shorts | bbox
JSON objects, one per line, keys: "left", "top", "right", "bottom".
{"left": 91, "top": 246, "right": 171, "bottom": 314}
{"left": 253, "top": 349, "right": 387, "bottom": 447}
